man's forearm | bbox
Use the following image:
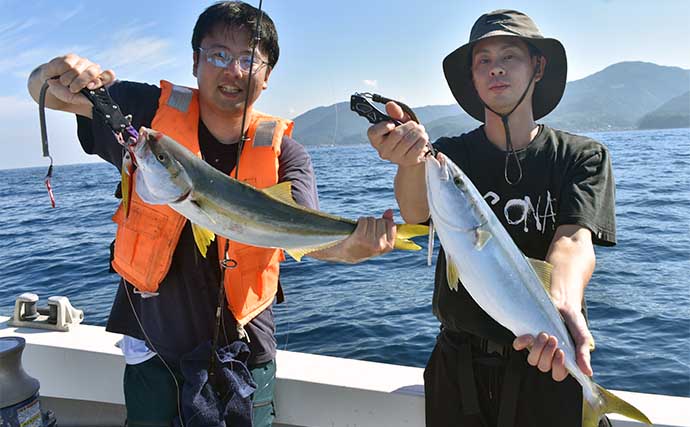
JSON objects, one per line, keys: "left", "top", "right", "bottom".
{"left": 394, "top": 163, "right": 428, "bottom": 224}
{"left": 545, "top": 225, "right": 596, "bottom": 312}
{"left": 308, "top": 241, "right": 360, "bottom": 264}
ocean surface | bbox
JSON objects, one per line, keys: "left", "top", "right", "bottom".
{"left": 1, "top": 128, "right": 688, "bottom": 398}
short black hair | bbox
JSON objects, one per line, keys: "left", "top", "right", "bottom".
{"left": 191, "top": 1, "right": 279, "bottom": 68}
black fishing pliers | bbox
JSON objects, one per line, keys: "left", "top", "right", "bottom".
{"left": 38, "top": 81, "right": 138, "bottom": 207}
{"left": 79, "top": 86, "right": 139, "bottom": 145}
{"left": 350, "top": 92, "right": 436, "bottom": 156}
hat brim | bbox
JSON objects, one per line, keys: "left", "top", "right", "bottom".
{"left": 443, "top": 33, "right": 567, "bottom": 122}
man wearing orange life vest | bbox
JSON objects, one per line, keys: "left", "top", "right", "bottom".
{"left": 27, "top": 2, "right": 396, "bottom": 426}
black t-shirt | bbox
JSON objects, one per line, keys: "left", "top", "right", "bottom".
{"left": 76, "top": 81, "right": 319, "bottom": 366}
{"left": 431, "top": 125, "right": 616, "bottom": 344}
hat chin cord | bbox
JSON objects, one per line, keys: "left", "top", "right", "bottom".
{"left": 480, "top": 61, "right": 540, "bottom": 186}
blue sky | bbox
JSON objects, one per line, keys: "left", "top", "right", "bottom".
{"left": 2, "top": 0, "right": 689, "bottom": 169}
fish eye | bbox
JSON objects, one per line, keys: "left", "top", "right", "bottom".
{"left": 157, "top": 153, "right": 167, "bottom": 162}
{"left": 454, "top": 176, "right": 467, "bottom": 189}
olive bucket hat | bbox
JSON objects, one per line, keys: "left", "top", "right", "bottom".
{"left": 442, "top": 9, "right": 567, "bottom": 122}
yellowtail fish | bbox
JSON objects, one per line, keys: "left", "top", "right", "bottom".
{"left": 425, "top": 153, "right": 651, "bottom": 427}
{"left": 130, "top": 127, "right": 428, "bottom": 260}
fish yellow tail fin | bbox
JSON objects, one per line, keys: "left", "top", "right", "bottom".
{"left": 393, "top": 224, "right": 429, "bottom": 251}
{"left": 583, "top": 383, "right": 652, "bottom": 427}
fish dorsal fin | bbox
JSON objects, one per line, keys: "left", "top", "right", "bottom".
{"left": 445, "top": 252, "right": 460, "bottom": 292}
{"left": 191, "top": 223, "right": 216, "bottom": 258}
{"left": 393, "top": 224, "right": 429, "bottom": 251}
{"left": 263, "top": 181, "right": 299, "bottom": 207}
{"left": 528, "top": 257, "right": 553, "bottom": 292}
{"left": 285, "top": 240, "right": 341, "bottom": 262}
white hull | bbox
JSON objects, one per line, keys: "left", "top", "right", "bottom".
{"left": 1, "top": 316, "right": 687, "bottom": 427}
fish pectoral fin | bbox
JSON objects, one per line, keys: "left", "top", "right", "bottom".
{"left": 285, "top": 240, "right": 340, "bottom": 262}
{"left": 190, "top": 199, "right": 218, "bottom": 225}
{"left": 528, "top": 257, "right": 554, "bottom": 292}
{"left": 474, "top": 227, "right": 492, "bottom": 250}
{"left": 445, "top": 253, "right": 460, "bottom": 292}
{"left": 191, "top": 223, "right": 216, "bottom": 258}
{"left": 582, "top": 383, "right": 652, "bottom": 427}
{"left": 263, "top": 181, "right": 299, "bottom": 207}
{"left": 393, "top": 224, "right": 429, "bottom": 251}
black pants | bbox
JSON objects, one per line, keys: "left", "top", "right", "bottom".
{"left": 423, "top": 329, "right": 612, "bottom": 427}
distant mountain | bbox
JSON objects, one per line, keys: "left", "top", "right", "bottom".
{"left": 292, "top": 101, "right": 465, "bottom": 146}
{"left": 544, "top": 62, "right": 690, "bottom": 131}
{"left": 292, "top": 62, "right": 689, "bottom": 146}
{"left": 637, "top": 91, "right": 690, "bottom": 129}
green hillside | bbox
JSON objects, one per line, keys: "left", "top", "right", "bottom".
{"left": 637, "top": 91, "right": 690, "bottom": 129}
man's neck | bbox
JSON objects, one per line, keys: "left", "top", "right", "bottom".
{"left": 484, "top": 106, "right": 539, "bottom": 151}
{"left": 199, "top": 106, "right": 253, "bottom": 145}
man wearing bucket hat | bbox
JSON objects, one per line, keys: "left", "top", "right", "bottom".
{"left": 367, "top": 9, "right": 616, "bottom": 427}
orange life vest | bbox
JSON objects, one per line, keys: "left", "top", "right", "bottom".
{"left": 111, "top": 80, "right": 293, "bottom": 326}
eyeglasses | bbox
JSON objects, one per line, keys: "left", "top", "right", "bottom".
{"left": 198, "top": 47, "right": 269, "bottom": 72}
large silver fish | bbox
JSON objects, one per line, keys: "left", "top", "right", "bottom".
{"left": 125, "top": 127, "right": 427, "bottom": 260}
{"left": 425, "top": 153, "right": 651, "bottom": 427}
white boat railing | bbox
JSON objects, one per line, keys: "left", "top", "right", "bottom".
{"left": 1, "top": 316, "right": 687, "bottom": 427}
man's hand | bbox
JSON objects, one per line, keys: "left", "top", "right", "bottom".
{"left": 309, "top": 209, "right": 397, "bottom": 263}
{"left": 513, "top": 225, "right": 596, "bottom": 382}
{"left": 513, "top": 308, "right": 594, "bottom": 382}
{"left": 28, "top": 53, "right": 116, "bottom": 116}
{"left": 367, "top": 102, "right": 430, "bottom": 167}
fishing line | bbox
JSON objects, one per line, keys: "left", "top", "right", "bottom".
{"left": 205, "top": 0, "right": 265, "bottom": 413}
{"left": 122, "top": 278, "right": 185, "bottom": 427}
{"left": 125, "top": 275, "right": 235, "bottom": 427}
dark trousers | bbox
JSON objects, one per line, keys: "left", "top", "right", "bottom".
{"left": 424, "top": 329, "right": 612, "bottom": 427}
{"left": 123, "top": 356, "right": 276, "bottom": 427}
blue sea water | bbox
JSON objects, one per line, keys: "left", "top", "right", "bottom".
{"left": 0, "top": 128, "right": 688, "bottom": 398}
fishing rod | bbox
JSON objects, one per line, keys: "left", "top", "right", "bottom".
{"left": 209, "top": 0, "right": 265, "bottom": 395}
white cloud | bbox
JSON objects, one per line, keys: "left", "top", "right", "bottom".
{"left": 0, "top": 18, "right": 39, "bottom": 42}
{"left": 0, "top": 16, "right": 181, "bottom": 96}
{"left": 363, "top": 79, "right": 378, "bottom": 88}
{"left": 55, "top": 4, "right": 85, "bottom": 24}
{"left": 90, "top": 21, "right": 179, "bottom": 80}
{"left": 0, "top": 45, "right": 88, "bottom": 81}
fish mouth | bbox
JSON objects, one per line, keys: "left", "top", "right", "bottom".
{"left": 426, "top": 153, "right": 450, "bottom": 181}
